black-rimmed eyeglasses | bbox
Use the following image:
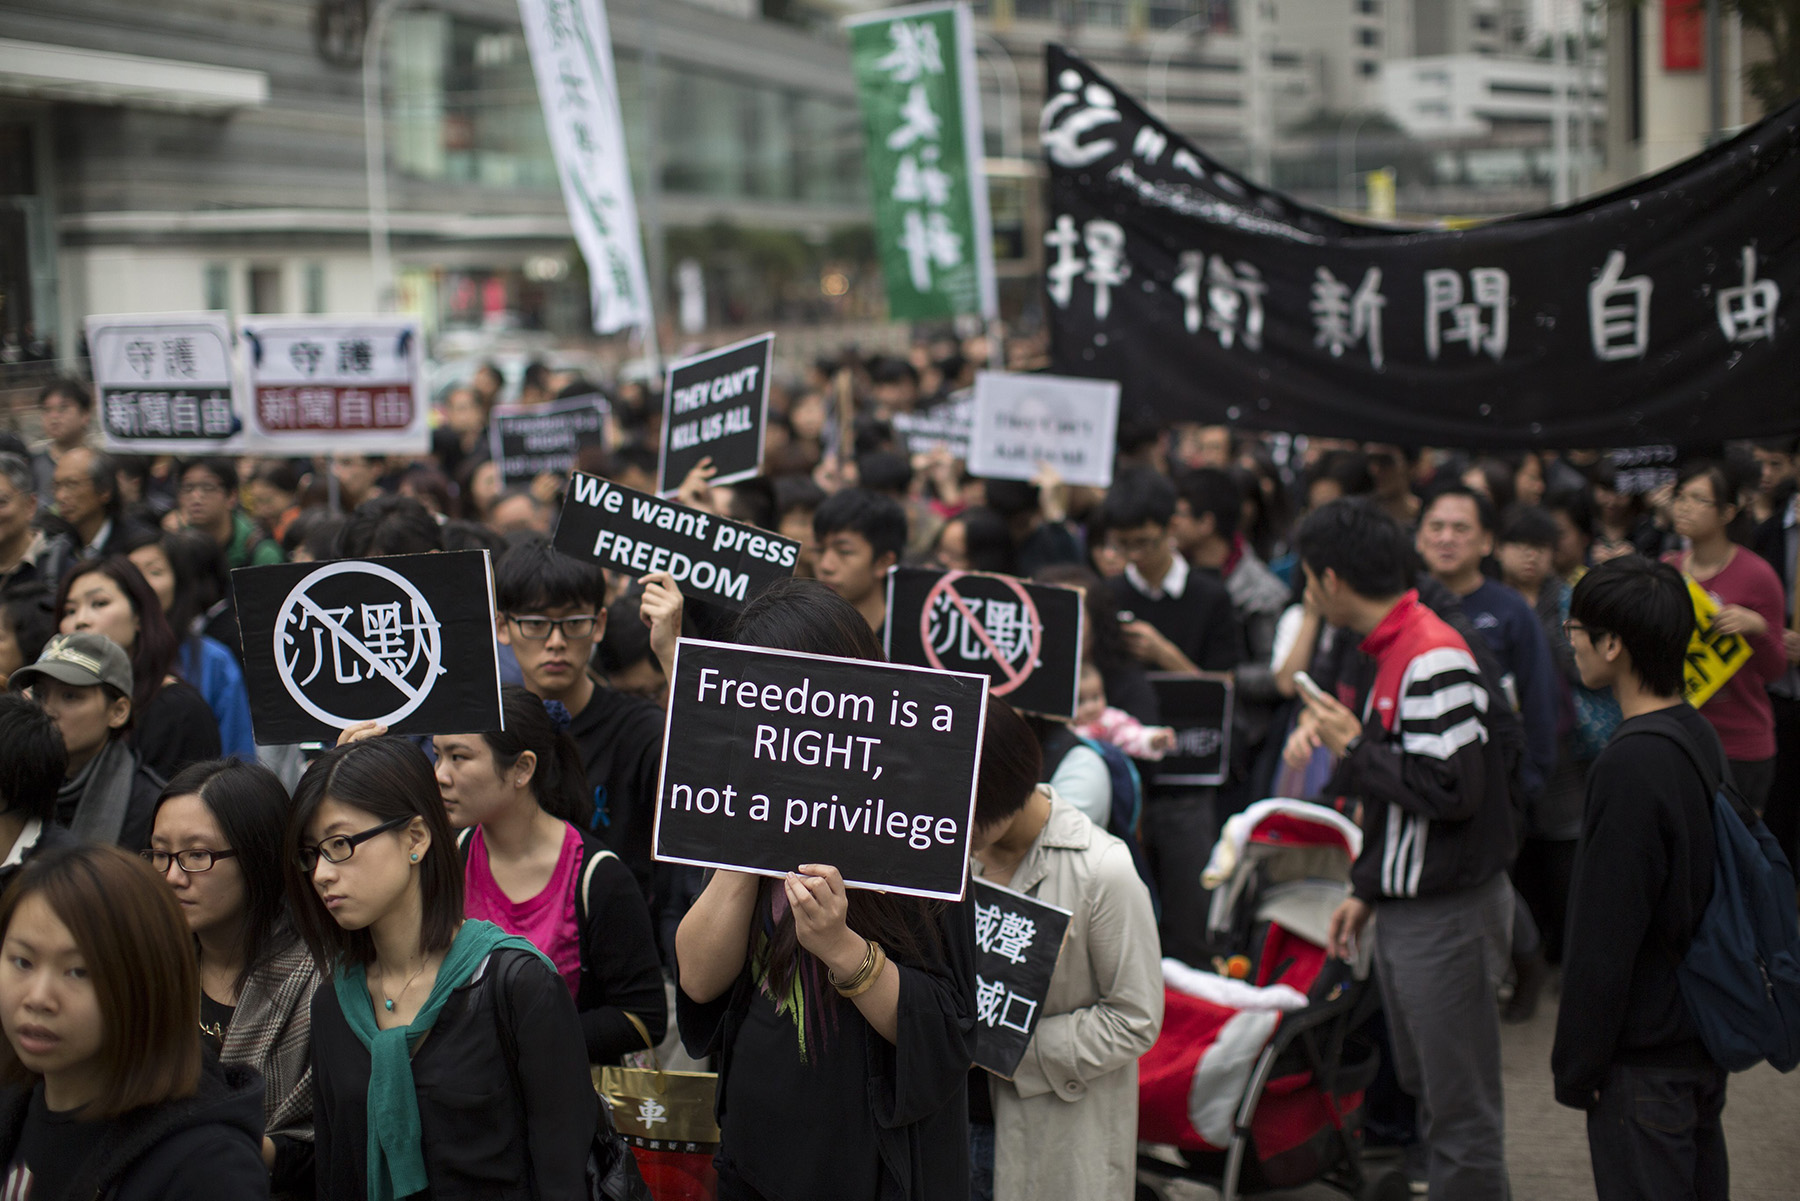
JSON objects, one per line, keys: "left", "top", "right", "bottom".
{"left": 297, "top": 814, "right": 412, "bottom": 872}
{"left": 141, "top": 848, "right": 238, "bottom": 874}
{"left": 505, "top": 613, "right": 598, "bottom": 641}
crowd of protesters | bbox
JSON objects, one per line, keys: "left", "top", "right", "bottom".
{"left": 0, "top": 348, "right": 1791, "bottom": 1201}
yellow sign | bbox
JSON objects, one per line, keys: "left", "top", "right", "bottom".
{"left": 1683, "top": 577, "right": 1754, "bottom": 708}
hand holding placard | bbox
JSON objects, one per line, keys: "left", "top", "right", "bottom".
{"left": 654, "top": 639, "right": 989, "bottom": 900}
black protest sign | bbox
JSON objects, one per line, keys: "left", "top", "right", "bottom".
{"left": 891, "top": 394, "right": 973, "bottom": 459}
{"left": 553, "top": 473, "right": 798, "bottom": 612}
{"left": 231, "top": 550, "right": 503, "bottom": 745}
{"left": 654, "top": 638, "right": 989, "bottom": 901}
{"left": 659, "top": 333, "right": 774, "bottom": 493}
{"left": 1147, "top": 672, "right": 1234, "bottom": 786}
{"left": 973, "top": 879, "right": 1073, "bottom": 1079}
{"left": 883, "top": 568, "right": 1083, "bottom": 719}
{"left": 490, "top": 395, "right": 607, "bottom": 488}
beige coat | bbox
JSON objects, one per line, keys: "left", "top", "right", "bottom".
{"left": 977, "top": 790, "right": 1164, "bottom": 1201}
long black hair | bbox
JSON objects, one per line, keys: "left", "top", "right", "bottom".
{"left": 283, "top": 737, "right": 463, "bottom": 969}
{"left": 730, "top": 580, "right": 942, "bottom": 995}
{"left": 157, "top": 758, "right": 299, "bottom": 996}
{"left": 482, "top": 685, "right": 589, "bottom": 824}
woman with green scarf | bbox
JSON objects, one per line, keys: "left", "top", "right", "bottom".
{"left": 283, "top": 736, "right": 596, "bottom": 1201}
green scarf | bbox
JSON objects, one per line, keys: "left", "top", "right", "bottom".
{"left": 333, "top": 919, "right": 553, "bottom": 1201}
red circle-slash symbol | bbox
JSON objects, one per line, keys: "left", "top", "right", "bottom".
{"left": 919, "top": 571, "right": 1043, "bottom": 697}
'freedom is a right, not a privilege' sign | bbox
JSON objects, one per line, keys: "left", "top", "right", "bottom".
{"left": 553, "top": 472, "right": 798, "bottom": 612}
{"left": 654, "top": 638, "right": 989, "bottom": 901}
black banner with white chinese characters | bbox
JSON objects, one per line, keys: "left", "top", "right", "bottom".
{"left": 1147, "top": 672, "right": 1233, "bottom": 787}
{"left": 884, "top": 567, "right": 1083, "bottom": 719}
{"left": 231, "top": 551, "right": 504, "bottom": 745}
{"left": 552, "top": 473, "right": 798, "bottom": 612}
{"left": 659, "top": 333, "right": 774, "bottom": 492}
{"left": 1043, "top": 45, "right": 1800, "bottom": 448}
{"left": 653, "top": 638, "right": 989, "bottom": 901}
{"left": 973, "top": 879, "right": 1072, "bottom": 1079}
{"left": 490, "top": 395, "right": 607, "bottom": 488}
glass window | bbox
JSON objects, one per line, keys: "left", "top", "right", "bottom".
{"left": 248, "top": 267, "right": 282, "bottom": 315}
{"left": 1358, "top": 27, "right": 1381, "bottom": 45}
{"left": 203, "top": 263, "right": 230, "bottom": 312}
{"left": 305, "top": 264, "right": 326, "bottom": 314}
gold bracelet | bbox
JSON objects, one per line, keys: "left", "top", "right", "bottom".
{"left": 838, "top": 942, "right": 886, "bottom": 999}
{"left": 829, "top": 938, "right": 875, "bottom": 991}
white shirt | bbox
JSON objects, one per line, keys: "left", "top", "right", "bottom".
{"left": 1124, "top": 551, "right": 1189, "bottom": 601}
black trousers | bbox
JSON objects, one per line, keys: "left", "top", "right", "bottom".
{"left": 1141, "top": 787, "right": 1218, "bottom": 967}
{"left": 1586, "top": 1062, "right": 1729, "bottom": 1201}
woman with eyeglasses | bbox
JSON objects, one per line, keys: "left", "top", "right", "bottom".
{"left": 146, "top": 759, "right": 322, "bottom": 1198}
{"left": 1663, "top": 460, "right": 1788, "bottom": 811}
{"left": 284, "top": 736, "right": 596, "bottom": 1201}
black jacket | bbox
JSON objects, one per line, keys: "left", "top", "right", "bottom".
{"left": 0, "top": 1055, "right": 268, "bottom": 1201}
{"left": 1552, "top": 705, "right": 1720, "bottom": 1108}
{"left": 311, "top": 946, "right": 598, "bottom": 1200}
{"left": 455, "top": 825, "right": 669, "bottom": 1063}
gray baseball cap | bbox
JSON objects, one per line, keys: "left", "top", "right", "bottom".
{"left": 11, "top": 633, "right": 134, "bottom": 696}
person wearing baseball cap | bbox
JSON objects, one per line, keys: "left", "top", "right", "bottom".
{"left": 11, "top": 632, "right": 162, "bottom": 849}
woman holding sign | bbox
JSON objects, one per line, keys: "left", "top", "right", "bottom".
{"left": 675, "top": 579, "right": 979, "bottom": 1201}
{"left": 283, "top": 736, "right": 597, "bottom": 1200}
{"left": 966, "top": 699, "right": 1163, "bottom": 1201}
{"left": 1663, "top": 461, "right": 1787, "bottom": 811}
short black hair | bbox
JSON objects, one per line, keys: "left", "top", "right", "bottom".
{"left": 1295, "top": 499, "right": 1413, "bottom": 598}
{"left": 0, "top": 694, "right": 66, "bottom": 824}
{"left": 1176, "top": 468, "right": 1241, "bottom": 540}
{"left": 981, "top": 479, "right": 1039, "bottom": 520}
{"left": 1095, "top": 467, "right": 1178, "bottom": 534}
{"left": 973, "top": 697, "right": 1042, "bottom": 828}
{"left": 607, "top": 444, "right": 659, "bottom": 481}
{"left": 1542, "top": 485, "right": 1595, "bottom": 540}
{"left": 440, "top": 519, "right": 506, "bottom": 555}
{"left": 250, "top": 459, "right": 304, "bottom": 494}
{"left": 813, "top": 489, "right": 907, "bottom": 564}
{"left": 282, "top": 508, "right": 345, "bottom": 560}
{"left": 1422, "top": 482, "right": 1497, "bottom": 533}
{"left": 179, "top": 457, "right": 237, "bottom": 494}
{"left": 0, "top": 586, "right": 58, "bottom": 671}
{"left": 38, "top": 378, "right": 92, "bottom": 413}
{"left": 855, "top": 450, "right": 913, "bottom": 496}
{"left": 339, "top": 495, "right": 443, "bottom": 557}
{"left": 493, "top": 534, "right": 607, "bottom": 613}
{"left": 867, "top": 356, "right": 919, "bottom": 389}
{"left": 773, "top": 475, "right": 826, "bottom": 521}
{"left": 597, "top": 592, "right": 654, "bottom": 674}
{"left": 1497, "top": 504, "right": 1560, "bottom": 549}
{"left": 1569, "top": 555, "right": 1692, "bottom": 697}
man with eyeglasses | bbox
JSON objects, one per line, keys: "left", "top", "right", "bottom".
{"left": 493, "top": 536, "right": 664, "bottom": 906}
{"left": 177, "top": 458, "right": 284, "bottom": 569}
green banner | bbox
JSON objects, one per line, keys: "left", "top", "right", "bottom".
{"left": 846, "top": 3, "right": 997, "bottom": 322}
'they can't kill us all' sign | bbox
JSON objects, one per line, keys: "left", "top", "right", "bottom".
{"left": 658, "top": 333, "right": 774, "bottom": 494}
{"left": 653, "top": 638, "right": 989, "bottom": 901}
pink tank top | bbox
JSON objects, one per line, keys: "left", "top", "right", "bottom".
{"left": 464, "top": 822, "right": 584, "bottom": 997}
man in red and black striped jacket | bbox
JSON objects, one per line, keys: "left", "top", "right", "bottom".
{"left": 1286, "top": 499, "right": 1514, "bottom": 1201}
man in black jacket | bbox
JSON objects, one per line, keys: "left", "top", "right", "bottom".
{"left": 1552, "top": 555, "right": 1726, "bottom": 1201}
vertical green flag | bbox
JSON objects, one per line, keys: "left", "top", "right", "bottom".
{"left": 846, "top": 2, "right": 998, "bottom": 322}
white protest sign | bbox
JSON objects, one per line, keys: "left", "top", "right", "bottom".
{"left": 518, "top": 0, "right": 653, "bottom": 337}
{"left": 966, "top": 370, "right": 1121, "bottom": 489}
{"left": 239, "top": 316, "right": 428, "bottom": 456}
{"left": 88, "top": 312, "right": 246, "bottom": 454}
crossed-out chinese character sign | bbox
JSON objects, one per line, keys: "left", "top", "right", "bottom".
{"left": 240, "top": 317, "right": 428, "bottom": 456}
{"left": 846, "top": 2, "right": 995, "bottom": 321}
{"left": 232, "top": 550, "right": 505, "bottom": 745}
{"left": 88, "top": 312, "right": 243, "bottom": 453}
{"left": 274, "top": 561, "right": 446, "bottom": 731}
{"left": 1042, "top": 44, "right": 1797, "bottom": 447}
{"left": 971, "top": 880, "right": 1072, "bottom": 1078}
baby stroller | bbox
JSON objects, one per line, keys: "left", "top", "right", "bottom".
{"left": 1136, "top": 800, "right": 1406, "bottom": 1201}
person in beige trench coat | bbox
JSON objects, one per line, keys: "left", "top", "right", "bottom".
{"left": 970, "top": 704, "right": 1165, "bottom": 1201}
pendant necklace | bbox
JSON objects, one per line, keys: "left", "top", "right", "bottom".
{"left": 380, "top": 956, "right": 430, "bottom": 1013}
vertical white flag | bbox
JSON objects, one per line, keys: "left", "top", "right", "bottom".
{"left": 518, "top": 0, "right": 653, "bottom": 336}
